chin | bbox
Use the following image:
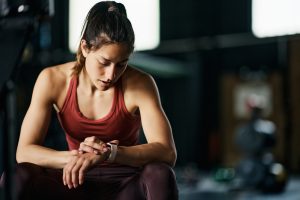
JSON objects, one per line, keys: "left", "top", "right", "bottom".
{"left": 101, "top": 87, "right": 109, "bottom": 91}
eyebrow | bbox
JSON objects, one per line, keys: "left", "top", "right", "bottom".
{"left": 99, "top": 56, "right": 128, "bottom": 63}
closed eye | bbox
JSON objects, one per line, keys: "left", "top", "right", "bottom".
{"left": 98, "top": 60, "right": 110, "bottom": 66}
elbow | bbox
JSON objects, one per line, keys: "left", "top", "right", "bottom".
{"left": 165, "top": 149, "right": 177, "bottom": 167}
{"left": 16, "top": 150, "right": 22, "bottom": 163}
{"left": 16, "top": 154, "right": 22, "bottom": 164}
{"left": 158, "top": 143, "right": 177, "bottom": 167}
{"left": 16, "top": 146, "right": 26, "bottom": 163}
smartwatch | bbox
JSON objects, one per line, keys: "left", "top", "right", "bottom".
{"left": 106, "top": 142, "right": 118, "bottom": 163}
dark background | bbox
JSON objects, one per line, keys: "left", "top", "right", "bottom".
{"left": 1, "top": 0, "right": 300, "bottom": 176}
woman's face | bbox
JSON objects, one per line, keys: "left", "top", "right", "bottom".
{"left": 82, "top": 41, "right": 131, "bottom": 91}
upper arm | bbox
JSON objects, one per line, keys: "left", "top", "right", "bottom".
{"left": 17, "top": 68, "right": 57, "bottom": 149}
{"left": 133, "top": 73, "right": 176, "bottom": 151}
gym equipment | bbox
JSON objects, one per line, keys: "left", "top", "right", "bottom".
{"left": 234, "top": 106, "right": 288, "bottom": 193}
{"left": 0, "top": 1, "right": 54, "bottom": 200}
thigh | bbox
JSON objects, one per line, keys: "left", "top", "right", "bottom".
{"left": 140, "top": 163, "right": 178, "bottom": 200}
{"left": 114, "top": 174, "right": 145, "bottom": 200}
{"left": 84, "top": 165, "right": 143, "bottom": 200}
{"left": 5, "top": 163, "right": 86, "bottom": 200}
{"left": 116, "top": 163, "right": 179, "bottom": 200}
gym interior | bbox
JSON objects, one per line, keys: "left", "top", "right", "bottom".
{"left": 1, "top": 0, "right": 300, "bottom": 199}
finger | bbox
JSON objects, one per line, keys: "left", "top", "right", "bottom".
{"left": 82, "top": 141, "right": 107, "bottom": 154}
{"left": 95, "top": 141, "right": 108, "bottom": 153}
{"left": 84, "top": 136, "right": 99, "bottom": 143}
{"left": 71, "top": 158, "right": 83, "bottom": 188}
{"left": 63, "top": 159, "right": 74, "bottom": 186}
{"left": 63, "top": 160, "right": 72, "bottom": 186}
{"left": 85, "top": 141, "right": 103, "bottom": 150}
{"left": 65, "top": 165, "right": 73, "bottom": 189}
{"left": 63, "top": 166, "right": 66, "bottom": 186}
{"left": 65, "top": 159, "right": 77, "bottom": 189}
{"left": 78, "top": 160, "right": 91, "bottom": 185}
{"left": 79, "top": 143, "right": 85, "bottom": 153}
{"left": 63, "top": 165, "right": 70, "bottom": 188}
{"left": 79, "top": 143, "right": 96, "bottom": 153}
{"left": 93, "top": 143, "right": 108, "bottom": 154}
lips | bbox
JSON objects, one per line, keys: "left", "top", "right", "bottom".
{"left": 100, "top": 80, "right": 112, "bottom": 84}
{"left": 98, "top": 79, "right": 113, "bottom": 87}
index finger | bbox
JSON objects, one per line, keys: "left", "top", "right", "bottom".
{"left": 84, "top": 136, "right": 99, "bottom": 143}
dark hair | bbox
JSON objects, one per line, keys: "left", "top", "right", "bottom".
{"left": 73, "top": 1, "right": 135, "bottom": 75}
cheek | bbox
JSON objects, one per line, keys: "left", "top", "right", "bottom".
{"left": 85, "top": 58, "right": 103, "bottom": 76}
{"left": 88, "top": 67, "right": 104, "bottom": 78}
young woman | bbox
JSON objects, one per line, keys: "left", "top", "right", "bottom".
{"left": 2, "top": 1, "right": 178, "bottom": 199}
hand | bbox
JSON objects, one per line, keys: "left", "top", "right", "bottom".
{"left": 78, "top": 136, "right": 108, "bottom": 155}
{"left": 63, "top": 152, "right": 107, "bottom": 189}
{"left": 79, "top": 136, "right": 119, "bottom": 154}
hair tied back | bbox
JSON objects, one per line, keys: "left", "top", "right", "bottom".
{"left": 108, "top": 6, "right": 119, "bottom": 13}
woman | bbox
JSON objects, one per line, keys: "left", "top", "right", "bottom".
{"left": 4, "top": 1, "right": 178, "bottom": 199}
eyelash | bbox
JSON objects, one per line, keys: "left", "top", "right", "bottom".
{"left": 99, "top": 61, "right": 126, "bottom": 68}
{"left": 101, "top": 62, "right": 109, "bottom": 66}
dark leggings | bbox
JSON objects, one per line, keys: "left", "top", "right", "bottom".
{"left": 0, "top": 162, "right": 178, "bottom": 200}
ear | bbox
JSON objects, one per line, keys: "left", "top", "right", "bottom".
{"left": 80, "top": 40, "right": 89, "bottom": 58}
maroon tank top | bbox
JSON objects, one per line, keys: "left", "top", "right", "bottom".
{"left": 57, "top": 76, "right": 141, "bottom": 150}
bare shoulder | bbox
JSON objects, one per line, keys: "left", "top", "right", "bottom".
{"left": 123, "top": 66, "right": 160, "bottom": 105}
{"left": 123, "top": 66, "right": 156, "bottom": 90}
{"left": 34, "top": 61, "right": 75, "bottom": 102}
{"left": 38, "top": 61, "right": 74, "bottom": 82}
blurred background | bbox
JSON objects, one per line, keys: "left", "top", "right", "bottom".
{"left": 1, "top": 0, "right": 300, "bottom": 199}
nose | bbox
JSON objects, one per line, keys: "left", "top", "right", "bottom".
{"left": 106, "top": 65, "right": 116, "bottom": 81}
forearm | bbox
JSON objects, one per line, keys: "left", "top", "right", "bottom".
{"left": 16, "top": 144, "right": 72, "bottom": 169}
{"left": 114, "top": 142, "right": 177, "bottom": 167}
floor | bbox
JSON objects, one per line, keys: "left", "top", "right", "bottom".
{"left": 1, "top": 165, "right": 299, "bottom": 200}
{"left": 177, "top": 167, "right": 300, "bottom": 200}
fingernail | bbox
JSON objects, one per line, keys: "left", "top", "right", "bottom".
{"left": 93, "top": 150, "right": 98, "bottom": 154}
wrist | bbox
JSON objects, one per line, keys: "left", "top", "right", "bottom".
{"left": 61, "top": 150, "right": 77, "bottom": 167}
